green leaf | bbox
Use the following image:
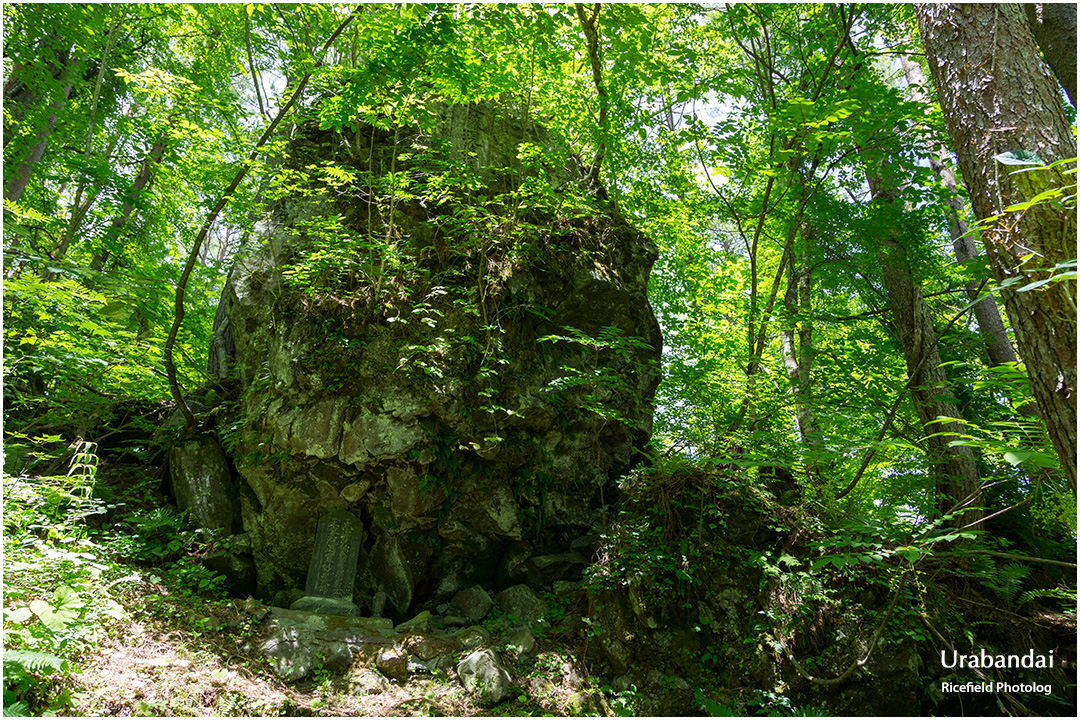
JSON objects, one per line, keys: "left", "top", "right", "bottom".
{"left": 3, "top": 649, "right": 68, "bottom": 674}
{"left": 1015, "top": 278, "right": 1053, "bottom": 292}
{"left": 4, "top": 607, "right": 33, "bottom": 624}
{"left": 29, "top": 586, "right": 84, "bottom": 631}
{"left": 1002, "top": 450, "right": 1030, "bottom": 466}
{"left": 994, "top": 150, "right": 1044, "bottom": 166}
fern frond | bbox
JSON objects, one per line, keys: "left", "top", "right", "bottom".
{"left": 1017, "top": 587, "right": 1077, "bottom": 611}
{"left": 4, "top": 701, "right": 31, "bottom": 717}
{"left": 2, "top": 649, "right": 68, "bottom": 674}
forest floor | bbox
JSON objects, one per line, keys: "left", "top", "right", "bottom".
{"left": 66, "top": 584, "right": 597, "bottom": 717}
{"left": 6, "top": 455, "right": 1077, "bottom": 717}
{"left": 2, "top": 460, "right": 618, "bottom": 717}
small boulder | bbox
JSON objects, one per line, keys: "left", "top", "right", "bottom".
{"left": 494, "top": 584, "right": 549, "bottom": 629}
{"left": 376, "top": 649, "right": 410, "bottom": 682}
{"left": 567, "top": 689, "right": 612, "bottom": 716}
{"left": 456, "top": 649, "right": 514, "bottom": 705}
{"left": 504, "top": 628, "right": 536, "bottom": 662}
{"left": 350, "top": 668, "right": 390, "bottom": 695}
{"left": 457, "top": 625, "right": 490, "bottom": 650}
{"left": 404, "top": 633, "right": 461, "bottom": 662}
{"left": 261, "top": 628, "right": 317, "bottom": 681}
{"left": 449, "top": 585, "right": 494, "bottom": 623}
{"left": 395, "top": 610, "right": 434, "bottom": 634}
{"left": 323, "top": 642, "right": 353, "bottom": 672}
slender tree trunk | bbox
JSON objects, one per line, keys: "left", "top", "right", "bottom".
{"left": 867, "top": 171, "right": 983, "bottom": 527}
{"left": 575, "top": 3, "right": 608, "bottom": 194}
{"left": 916, "top": 3, "right": 1077, "bottom": 494}
{"left": 779, "top": 224, "right": 826, "bottom": 486}
{"left": 51, "top": 124, "right": 126, "bottom": 262}
{"left": 91, "top": 138, "right": 168, "bottom": 272}
{"left": 899, "top": 56, "right": 1028, "bottom": 378}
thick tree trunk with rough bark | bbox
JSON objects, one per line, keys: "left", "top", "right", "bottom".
{"left": 916, "top": 3, "right": 1077, "bottom": 495}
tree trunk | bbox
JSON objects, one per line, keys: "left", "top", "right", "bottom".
{"left": 1023, "top": 3, "right": 1077, "bottom": 105}
{"left": 899, "top": 56, "right": 1031, "bottom": 385}
{"left": 915, "top": 3, "right": 1077, "bottom": 495}
{"left": 867, "top": 172, "right": 984, "bottom": 527}
{"left": 779, "top": 224, "right": 826, "bottom": 486}
{"left": 91, "top": 138, "right": 168, "bottom": 272}
{"left": 3, "top": 62, "right": 76, "bottom": 205}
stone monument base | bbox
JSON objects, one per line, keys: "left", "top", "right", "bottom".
{"left": 290, "top": 595, "right": 361, "bottom": 617}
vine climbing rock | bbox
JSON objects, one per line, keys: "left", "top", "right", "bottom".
{"left": 206, "top": 101, "right": 662, "bottom": 616}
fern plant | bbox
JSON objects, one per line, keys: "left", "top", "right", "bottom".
{"left": 990, "top": 562, "right": 1032, "bottom": 607}
{"left": 3, "top": 650, "right": 68, "bottom": 716}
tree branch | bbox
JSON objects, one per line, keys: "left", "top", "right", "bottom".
{"left": 164, "top": 7, "right": 361, "bottom": 431}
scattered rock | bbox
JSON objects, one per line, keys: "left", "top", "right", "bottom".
{"left": 323, "top": 642, "right": 353, "bottom": 672}
{"left": 557, "top": 614, "right": 586, "bottom": 636}
{"left": 404, "top": 633, "right": 460, "bottom": 662}
{"left": 261, "top": 628, "right": 318, "bottom": 681}
{"left": 394, "top": 610, "right": 434, "bottom": 634}
{"left": 457, "top": 625, "right": 490, "bottom": 650}
{"left": 567, "top": 689, "right": 612, "bottom": 716}
{"left": 529, "top": 676, "right": 558, "bottom": 699}
{"left": 449, "top": 585, "right": 494, "bottom": 623}
{"left": 504, "top": 628, "right": 536, "bottom": 661}
{"left": 456, "top": 649, "right": 514, "bottom": 705}
{"left": 204, "top": 549, "right": 258, "bottom": 598}
{"left": 494, "top": 584, "right": 549, "bottom": 630}
{"left": 349, "top": 668, "right": 390, "bottom": 695}
{"left": 376, "top": 649, "right": 410, "bottom": 682}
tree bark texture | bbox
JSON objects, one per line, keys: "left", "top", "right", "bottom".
{"left": 780, "top": 224, "right": 826, "bottom": 484}
{"left": 3, "top": 57, "right": 76, "bottom": 205}
{"left": 916, "top": 3, "right": 1077, "bottom": 494}
{"left": 1023, "top": 3, "right": 1077, "bottom": 105}
{"left": 899, "top": 55, "right": 1021, "bottom": 372}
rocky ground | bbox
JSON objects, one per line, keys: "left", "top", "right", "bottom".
{"left": 69, "top": 575, "right": 616, "bottom": 717}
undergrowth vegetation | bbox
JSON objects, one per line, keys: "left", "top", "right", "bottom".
{"left": 582, "top": 458, "right": 1076, "bottom": 715}
{"left": 2, "top": 447, "right": 228, "bottom": 716}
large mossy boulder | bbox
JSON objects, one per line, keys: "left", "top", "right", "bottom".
{"left": 209, "top": 102, "right": 661, "bottom": 615}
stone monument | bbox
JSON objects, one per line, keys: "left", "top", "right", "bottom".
{"left": 290, "top": 510, "right": 364, "bottom": 616}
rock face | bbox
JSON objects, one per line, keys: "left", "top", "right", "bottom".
{"left": 209, "top": 102, "right": 661, "bottom": 615}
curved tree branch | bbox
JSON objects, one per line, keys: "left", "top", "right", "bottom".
{"left": 575, "top": 3, "right": 607, "bottom": 194}
{"left": 164, "top": 7, "right": 361, "bottom": 431}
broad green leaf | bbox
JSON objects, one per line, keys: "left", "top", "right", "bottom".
{"left": 4, "top": 607, "right": 33, "bottom": 624}
{"left": 1003, "top": 450, "right": 1031, "bottom": 466}
{"left": 29, "top": 586, "right": 84, "bottom": 631}
{"left": 994, "top": 150, "right": 1044, "bottom": 166}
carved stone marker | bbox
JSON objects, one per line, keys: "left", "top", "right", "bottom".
{"left": 290, "top": 510, "right": 363, "bottom": 616}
